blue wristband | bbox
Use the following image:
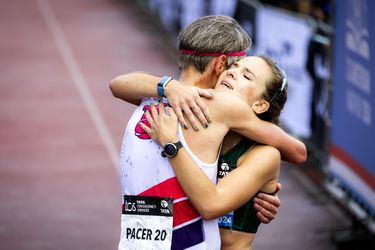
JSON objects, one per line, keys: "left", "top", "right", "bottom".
{"left": 157, "top": 76, "right": 173, "bottom": 98}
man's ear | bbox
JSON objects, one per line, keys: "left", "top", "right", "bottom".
{"left": 253, "top": 99, "right": 270, "bottom": 114}
{"left": 214, "top": 55, "right": 227, "bottom": 75}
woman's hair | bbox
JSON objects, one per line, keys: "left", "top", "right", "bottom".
{"left": 178, "top": 15, "right": 251, "bottom": 73}
{"left": 257, "top": 55, "right": 288, "bottom": 124}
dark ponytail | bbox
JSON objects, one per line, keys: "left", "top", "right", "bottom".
{"left": 257, "top": 55, "right": 288, "bottom": 124}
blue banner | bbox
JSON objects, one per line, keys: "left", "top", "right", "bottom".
{"left": 329, "top": 0, "right": 375, "bottom": 216}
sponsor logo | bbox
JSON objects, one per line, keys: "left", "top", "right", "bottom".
{"left": 218, "top": 162, "right": 230, "bottom": 178}
{"left": 124, "top": 201, "right": 136, "bottom": 212}
{"left": 161, "top": 200, "right": 168, "bottom": 208}
{"left": 345, "top": 0, "right": 369, "bottom": 59}
{"left": 220, "top": 162, "right": 230, "bottom": 171}
{"left": 134, "top": 103, "right": 168, "bottom": 139}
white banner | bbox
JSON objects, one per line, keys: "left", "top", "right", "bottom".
{"left": 209, "top": 0, "right": 238, "bottom": 17}
{"left": 179, "top": 0, "right": 206, "bottom": 29}
{"left": 255, "top": 7, "right": 313, "bottom": 138}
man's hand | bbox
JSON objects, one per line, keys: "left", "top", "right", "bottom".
{"left": 253, "top": 183, "right": 282, "bottom": 224}
{"left": 164, "top": 80, "right": 214, "bottom": 131}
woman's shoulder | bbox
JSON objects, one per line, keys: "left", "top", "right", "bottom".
{"left": 240, "top": 144, "right": 281, "bottom": 168}
{"left": 244, "top": 143, "right": 280, "bottom": 157}
{"left": 253, "top": 144, "right": 280, "bottom": 156}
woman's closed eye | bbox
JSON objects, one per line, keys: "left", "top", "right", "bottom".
{"left": 244, "top": 74, "right": 251, "bottom": 80}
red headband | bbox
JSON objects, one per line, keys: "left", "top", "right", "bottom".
{"left": 180, "top": 49, "right": 247, "bottom": 57}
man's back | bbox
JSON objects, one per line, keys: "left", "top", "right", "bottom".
{"left": 119, "top": 98, "right": 221, "bottom": 250}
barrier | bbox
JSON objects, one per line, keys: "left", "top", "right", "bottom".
{"left": 326, "top": 0, "right": 375, "bottom": 234}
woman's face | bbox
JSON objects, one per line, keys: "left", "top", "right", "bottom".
{"left": 215, "top": 56, "right": 271, "bottom": 105}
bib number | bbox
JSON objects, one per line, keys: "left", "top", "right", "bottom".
{"left": 218, "top": 212, "right": 233, "bottom": 227}
{"left": 119, "top": 195, "right": 173, "bottom": 250}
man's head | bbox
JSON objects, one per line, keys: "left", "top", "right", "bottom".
{"left": 177, "top": 15, "right": 251, "bottom": 74}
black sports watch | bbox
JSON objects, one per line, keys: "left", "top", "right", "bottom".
{"left": 161, "top": 141, "right": 183, "bottom": 158}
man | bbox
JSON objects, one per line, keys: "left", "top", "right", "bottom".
{"left": 111, "top": 15, "right": 306, "bottom": 249}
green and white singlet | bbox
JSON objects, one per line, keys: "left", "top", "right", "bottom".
{"left": 217, "top": 139, "right": 276, "bottom": 234}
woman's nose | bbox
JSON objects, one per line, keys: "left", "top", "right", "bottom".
{"left": 227, "top": 69, "right": 236, "bottom": 79}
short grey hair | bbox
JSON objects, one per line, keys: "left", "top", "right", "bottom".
{"left": 177, "top": 15, "right": 251, "bottom": 73}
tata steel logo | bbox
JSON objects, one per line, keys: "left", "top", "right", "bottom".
{"left": 160, "top": 200, "right": 168, "bottom": 208}
{"left": 220, "top": 162, "right": 230, "bottom": 171}
{"left": 218, "top": 162, "right": 230, "bottom": 178}
{"left": 160, "top": 200, "right": 171, "bottom": 215}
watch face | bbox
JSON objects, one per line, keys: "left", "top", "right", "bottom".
{"left": 164, "top": 143, "right": 177, "bottom": 157}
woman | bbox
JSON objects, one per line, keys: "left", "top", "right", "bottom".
{"left": 140, "top": 55, "right": 288, "bottom": 249}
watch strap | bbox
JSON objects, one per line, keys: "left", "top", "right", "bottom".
{"left": 161, "top": 141, "right": 183, "bottom": 158}
{"left": 174, "top": 141, "right": 183, "bottom": 150}
{"left": 157, "top": 76, "right": 173, "bottom": 98}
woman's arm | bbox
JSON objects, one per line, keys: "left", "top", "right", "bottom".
{"left": 109, "top": 72, "right": 213, "bottom": 129}
{"left": 140, "top": 102, "right": 280, "bottom": 220}
{"left": 234, "top": 117, "right": 306, "bottom": 165}
{"left": 210, "top": 92, "right": 307, "bottom": 164}
{"left": 170, "top": 145, "right": 280, "bottom": 220}
{"left": 109, "top": 72, "right": 160, "bottom": 105}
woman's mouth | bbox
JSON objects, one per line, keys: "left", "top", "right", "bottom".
{"left": 221, "top": 81, "right": 233, "bottom": 90}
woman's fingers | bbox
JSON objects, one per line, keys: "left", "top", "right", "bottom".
{"left": 139, "top": 122, "right": 152, "bottom": 137}
{"left": 144, "top": 110, "right": 156, "bottom": 129}
{"left": 166, "top": 106, "right": 177, "bottom": 120}
{"left": 149, "top": 102, "right": 159, "bottom": 120}
{"left": 158, "top": 101, "right": 166, "bottom": 115}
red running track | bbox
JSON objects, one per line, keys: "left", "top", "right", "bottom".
{"left": 0, "top": 0, "right": 177, "bottom": 249}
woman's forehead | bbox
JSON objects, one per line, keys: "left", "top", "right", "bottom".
{"left": 238, "top": 56, "right": 262, "bottom": 66}
{"left": 239, "top": 57, "right": 270, "bottom": 78}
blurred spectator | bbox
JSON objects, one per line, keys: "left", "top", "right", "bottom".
{"left": 259, "top": 0, "right": 330, "bottom": 23}
{"left": 179, "top": 0, "right": 206, "bottom": 28}
{"left": 306, "top": 0, "right": 331, "bottom": 147}
{"left": 148, "top": 0, "right": 180, "bottom": 31}
{"left": 209, "top": 0, "right": 238, "bottom": 17}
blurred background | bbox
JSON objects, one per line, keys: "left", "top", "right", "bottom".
{"left": 0, "top": 0, "right": 374, "bottom": 249}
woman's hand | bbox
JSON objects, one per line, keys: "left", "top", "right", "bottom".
{"left": 139, "top": 101, "right": 179, "bottom": 146}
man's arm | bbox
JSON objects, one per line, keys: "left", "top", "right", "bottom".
{"left": 210, "top": 91, "right": 307, "bottom": 164}
{"left": 109, "top": 72, "right": 213, "bottom": 129}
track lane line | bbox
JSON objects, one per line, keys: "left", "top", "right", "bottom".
{"left": 37, "top": 0, "right": 119, "bottom": 172}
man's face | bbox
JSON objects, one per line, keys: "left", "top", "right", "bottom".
{"left": 215, "top": 56, "right": 271, "bottom": 106}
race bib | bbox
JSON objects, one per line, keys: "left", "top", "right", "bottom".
{"left": 218, "top": 159, "right": 234, "bottom": 228}
{"left": 218, "top": 211, "right": 233, "bottom": 228}
{"left": 119, "top": 195, "right": 173, "bottom": 250}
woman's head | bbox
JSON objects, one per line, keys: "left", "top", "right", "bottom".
{"left": 215, "top": 56, "right": 287, "bottom": 124}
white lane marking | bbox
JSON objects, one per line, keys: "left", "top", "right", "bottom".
{"left": 37, "top": 0, "right": 119, "bottom": 172}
